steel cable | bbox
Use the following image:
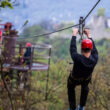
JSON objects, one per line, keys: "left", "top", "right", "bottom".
{"left": 18, "top": 0, "right": 101, "bottom": 39}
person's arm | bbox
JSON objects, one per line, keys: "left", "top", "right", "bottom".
{"left": 70, "top": 28, "right": 80, "bottom": 61}
{"left": 90, "top": 38, "right": 98, "bottom": 55}
{"left": 84, "top": 29, "right": 98, "bottom": 63}
{"left": 90, "top": 38, "right": 98, "bottom": 63}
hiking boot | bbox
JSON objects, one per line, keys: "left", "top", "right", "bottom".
{"left": 78, "top": 105, "right": 85, "bottom": 110}
{"left": 68, "top": 108, "right": 77, "bottom": 110}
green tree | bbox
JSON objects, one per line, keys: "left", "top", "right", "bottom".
{"left": 0, "top": 0, "right": 13, "bottom": 9}
{"left": 98, "top": 8, "right": 105, "bottom": 17}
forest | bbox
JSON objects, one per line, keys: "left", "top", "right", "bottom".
{"left": 0, "top": 24, "right": 110, "bottom": 110}
{"left": 0, "top": 1, "right": 110, "bottom": 110}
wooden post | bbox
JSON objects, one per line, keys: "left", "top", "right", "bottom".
{"left": 45, "top": 48, "right": 51, "bottom": 100}
{"left": 19, "top": 44, "right": 22, "bottom": 64}
{"left": 29, "top": 47, "right": 34, "bottom": 71}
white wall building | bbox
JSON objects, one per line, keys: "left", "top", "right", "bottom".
{"left": 106, "top": 18, "right": 110, "bottom": 28}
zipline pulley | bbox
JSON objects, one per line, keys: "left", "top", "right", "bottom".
{"left": 79, "top": 17, "right": 85, "bottom": 40}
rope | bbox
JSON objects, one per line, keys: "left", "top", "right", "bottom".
{"left": 19, "top": 0, "right": 101, "bottom": 39}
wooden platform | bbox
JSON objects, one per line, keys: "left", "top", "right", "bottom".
{"left": 3, "top": 63, "right": 49, "bottom": 71}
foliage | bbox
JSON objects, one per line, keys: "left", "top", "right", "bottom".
{"left": 0, "top": 37, "right": 110, "bottom": 110}
{"left": 0, "top": 0, "right": 13, "bottom": 9}
{"left": 98, "top": 8, "right": 105, "bottom": 17}
{"left": 1, "top": 22, "right": 110, "bottom": 109}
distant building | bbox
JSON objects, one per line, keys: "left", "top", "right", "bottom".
{"left": 88, "top": 15, "right": 110, "bottom": 29}
{"left": 106, "top": 18, "right": 110, "bottom": 28}
{"left": 87, "top": 15, "right": 110, "bottom": 39}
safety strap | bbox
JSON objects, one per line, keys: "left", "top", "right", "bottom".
{"left": 70, "top": 72, "right": 91, "bottom": 81}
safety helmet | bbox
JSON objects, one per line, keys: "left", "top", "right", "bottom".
{"left": 26, "top": 42, "right": 32, "bottom": 47}
{"left": 81, "top": 39, "right": 93, "bottom": 50}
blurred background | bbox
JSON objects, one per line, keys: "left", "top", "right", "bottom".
{"left": 0, "top": 0, "right": 110, "bottom": 110}
{"left": 0, "top": 0, "right": 110, "bottom": 39}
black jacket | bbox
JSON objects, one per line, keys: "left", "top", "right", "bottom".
{"left": 70, "top": 36, "right": 98, "bottom": 79}
{"left": 23, "top": 47, "right": 31, "bottom": 65}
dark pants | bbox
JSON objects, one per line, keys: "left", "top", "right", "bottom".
{"left": 67, "top": 75, "right": 91, "bottom": 110}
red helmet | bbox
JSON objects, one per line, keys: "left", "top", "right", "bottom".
{"left": 0, "top": 30, "right": 2, "bottom": 41}
{"left": 26, "top": 42, "right": 32, "bottom": 47}
{"left": 0, "top": 30, "right": 2, "bottom": 36}
{"left": 81, "top": 39, "right": 93, "bottom": 50}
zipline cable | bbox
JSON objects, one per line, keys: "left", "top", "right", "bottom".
{"left": 83, "top": 0, "right": 101, "bottom": 22}
{"left": 18, "top": 24, "right": 79, "bottom": 39}
{"left": 19, "top": 0, "right": 101, "bottom": 39}
{"left": 78, "top": 0, "right": 101, "bottom": 40}
{"left": 31, "top": 24, "right": 79, "bottom": 38}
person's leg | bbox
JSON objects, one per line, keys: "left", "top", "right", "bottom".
{"left": 67, "top": 77, "right": 77, "bottom": 110}
{"left": 79, "top": 80, "right": 90, "bottom": 109}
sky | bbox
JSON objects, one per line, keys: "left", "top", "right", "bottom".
{"left": 0, "top": 0, "right": 110, "bottom": 30}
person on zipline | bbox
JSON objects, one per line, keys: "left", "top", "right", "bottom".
{"left": 68, "top": 28, "right": 98, "bottom": 110}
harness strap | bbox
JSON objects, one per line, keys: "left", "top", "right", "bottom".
{"left": 70, "top": 72, "right": 91, "bottom": 81}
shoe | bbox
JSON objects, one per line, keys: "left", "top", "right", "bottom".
{"left": 68, "top": 108, "right": 77, "bottom": 110}
{"left": 78, "top": 105, "right": 85, "bottom": 110}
